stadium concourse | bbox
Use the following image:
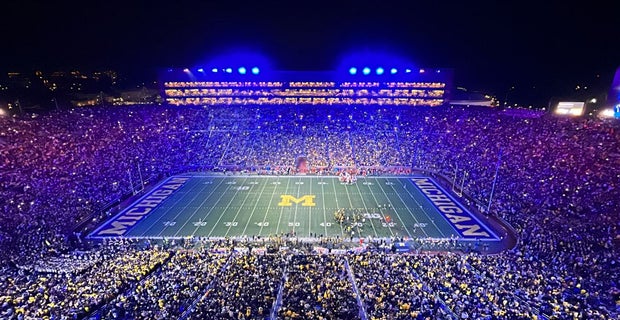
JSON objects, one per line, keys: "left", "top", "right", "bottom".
{"left": 0, "top": 104, "right": 618, "bottom": 319}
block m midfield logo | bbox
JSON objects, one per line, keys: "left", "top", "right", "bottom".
{"left": 277, "top": 195, "right": 316, "bottom": 207}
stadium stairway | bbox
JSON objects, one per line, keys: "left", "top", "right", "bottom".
{"left": 270, "top": 259, "right": 289, "bottom": 320}
{"left": 344, "top": 256, "right": 369, "bottom": 320}
{"left": 85, "top": 250, "right": 175, "bottom": 320}
{"left": 178, "top": 253, "right": 234, "bottom": 320}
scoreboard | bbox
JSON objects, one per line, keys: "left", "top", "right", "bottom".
{"left": 555, "top": 101, "right": 585, "bottom": 116}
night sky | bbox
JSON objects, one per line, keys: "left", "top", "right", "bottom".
{"left": 2, "top": 0, "right": 620, "bottom": 104}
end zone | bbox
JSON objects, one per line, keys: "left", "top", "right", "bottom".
{"left": 410, "top": 177, "right": 499, "bottom": 241}
{"left": 88, "top": 176, "right": 191, "bottom": 238}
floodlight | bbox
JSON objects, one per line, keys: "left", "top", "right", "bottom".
{"left": 251, "top": 67, "right": 260, "bottom": 75}
{"left": 362, "top": 67, "right": 371, "bottom": 75}
{"left": 349, "top": 67, "right": 357, "bottom": 75}
{"left": 238, "top": 67, "right": 247, "bottom": 74}
{"left": 376, "top": 67, "right": 384, "bottom": 75}
{"left": 390, "top": 68, "right": 397, "bottom": 74}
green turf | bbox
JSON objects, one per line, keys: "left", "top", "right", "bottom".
{"left": 89, "top": 174, "right": 497, "bottom": 241}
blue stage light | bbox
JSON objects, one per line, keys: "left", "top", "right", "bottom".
{"left": 390, "top": 68, "right": 397, "bottom": 74}
{"left": 405, "top": 69, "right": 412, "bottom": 73}
{"left": 211, "top": 68, "right": 218, "bottom": 73}
{"left": 251, "top": 67, "right": 260, "bottom": 75}
{"left": 238, "top": 67, "right": 247, "bottom": 74}
{"left": 197, "top": 68, "right": 204, "bottom": 73}
{"left": 349, "top": 67, "right": 357, "bottom": 75}
{"left": 362, "top": 67, "right": 371, "bottom": 75}
{"left": 225, "top": 68, "right": 233, "bottom": 73}
{"left": 376, "top": 67, "right": 384, "bottom": 75}
{"left": 183, "top": 68, "right": 190, "bottom": 73}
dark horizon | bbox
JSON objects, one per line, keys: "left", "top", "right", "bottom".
{"left": 2, "top": 0, "right": 620, "bottom": 105}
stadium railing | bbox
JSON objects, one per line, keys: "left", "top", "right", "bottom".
{"left": 270, "top": 260, "right": 289, "bottom": 320}
{"left": 344, "top": 257, "right": 369, "bottom": 320}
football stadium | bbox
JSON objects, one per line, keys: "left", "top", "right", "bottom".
{"left": 0, "top": 51, "right": 619, "bottom": 320}
{"left": 88, "top": 175, "right": 499, "bottom": 243}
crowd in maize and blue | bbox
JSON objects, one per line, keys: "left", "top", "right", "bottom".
{"left": 0, "top": 103, "right": 619, "bottom": 319}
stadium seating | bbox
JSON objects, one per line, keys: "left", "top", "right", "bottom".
{"left": 0, "top": 104, "right": 618, "bottom": 319}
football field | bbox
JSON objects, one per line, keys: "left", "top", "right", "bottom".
{"left": 89, "top": 174, "right": 499, "bottom": 242}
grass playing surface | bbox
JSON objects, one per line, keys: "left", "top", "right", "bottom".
{"left": 89, "top": 174, "right": 498, "bottom": 241}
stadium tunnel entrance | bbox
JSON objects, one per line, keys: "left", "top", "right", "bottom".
{"left": 295, "top": 156, "right": 309, "bottom": 173}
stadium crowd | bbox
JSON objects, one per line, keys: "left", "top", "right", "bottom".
{"left": 350, "top": 253, "right": 451, "bottom": 319}
{"left": 0, "top": 244, "right": 169, "bottom": 319}
{"left": 0, "top": 103, "right": 619, "bottom": 318}
{"left": 188, "top": 253, "right": 286, "bottom": 320}
{"left": 278, "top": 255, "right": 360, "bottom": 319}
{"left": 96, "top": 249, "right": 227, "bottom": 319}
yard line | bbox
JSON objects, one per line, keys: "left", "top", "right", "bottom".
{"left": 353, "top": 179, "right": 379, "bottom": 237}
{"left": 400, "top": 178, "right": 452, "bottom": 238}
{"left": 292, "top": 176, "right": 302, "bottom": 236}
{"left": 275, "top": 178, "right": 292, "bottom": 235}
{"left": 258, "top": 176, "right": 281, "bottom": 236}
{"left": 320, "top": 177, "right": 328, "bottom": 236}
{"left": 330, "top": 177, "right": 345, "bottom": 238}
{"left": 206, "top": 177, "right": 249, "bottom": 237}
{"left": 174, "top": 177, "right": 227, "bottom": 237}
{"left": 373, "top": 177, "right": 415, "bottom": 238}
{"left": 224, "top": 178, "right": 259, "bottom": 238}
{"left": 137, "top": 178, "right": 202, "bottom": 237}
{"left": 240, "top": 178, "right": 270, "bottom": 236}
{"left": 342, "top": 179, "right": 363, "bottom": 238}
{"left": 360, "top": 176, "right": 395, "bottom": 237}
{"left": 308, "top": 176, "right": 313, "bottom": 237}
